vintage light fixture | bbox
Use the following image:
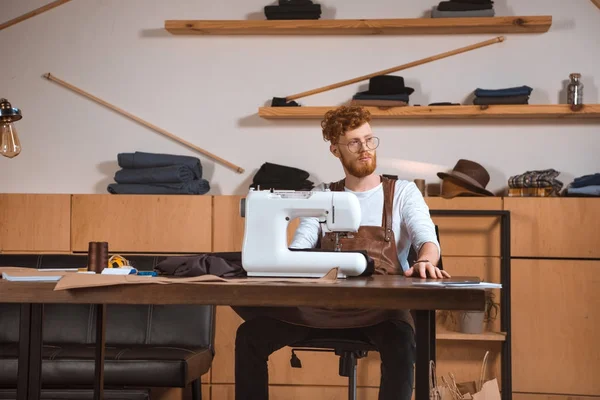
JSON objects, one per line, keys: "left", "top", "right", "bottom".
{"left": 0, "top": 98, "right": 22, "bottom": 159}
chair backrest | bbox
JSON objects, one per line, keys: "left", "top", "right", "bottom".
{"left": 0, "top": 254, "right": 215, "bottom": 351}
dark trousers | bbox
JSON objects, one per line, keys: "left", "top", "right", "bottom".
{"left": 234, "top": 317, "right": 416, "bottom": 400}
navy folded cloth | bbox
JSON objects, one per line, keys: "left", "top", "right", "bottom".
{"left": 473, "top": 95, "right": 529, "bottom": 105}
{"left": 107, "top": 179, "right": 210, "bottom": 195}
{"left": 114, "top": 165, "right": 195, "bottom": 184}
{"left": 474, "top": 86, "right": 533, "bottom": 97}
{"left": 117, "top": 152, "right": 202, "bottom": 179}
{"left": 437, "top": 1, "right": 493, "bottom": 11}
{"left": 570, "top": 173, "right": 600, "bottom": 188}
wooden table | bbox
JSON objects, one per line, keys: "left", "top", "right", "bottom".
{"left": 0, "top": 275, "right": 485, "bottom": 400}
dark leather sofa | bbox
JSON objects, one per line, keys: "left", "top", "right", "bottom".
{"left": 0, "top": 253, "right": 216, "bottom": 400}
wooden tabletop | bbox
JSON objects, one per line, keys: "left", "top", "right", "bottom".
{"left": 0, "top": 275, "right": 485, "bottom": 311}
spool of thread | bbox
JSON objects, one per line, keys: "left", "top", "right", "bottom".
{"left": 88, "top": 242, "right": 108, "bottom": 273}
{"left": 414, "top": 179, "right": 427, "bottom": 197}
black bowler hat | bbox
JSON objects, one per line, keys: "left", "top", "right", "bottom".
{"left": 356, "top": 75, "right": 415, "bottom": 95}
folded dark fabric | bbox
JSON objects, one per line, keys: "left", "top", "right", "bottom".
{"left": 117, "top": 152, "right": 202, "bottom": 179}
{"left": 154, "top": 254, "right": 246, "bottom": 278}
{"left": 570, "top": 173, "right": 600, "bottom": 188}
{"left": 253, "top": 162, "right": 310, "bottom": 183}
{"left": 251, "top": 179, "right": 314, "bottom": 190}
{"left": 473, "top": 95, "right": 529, "bottom": 105}
{"left": 265, "top": 12, "right": 321, "bottom": 20}
{"left": 474, "top": 86, "right": 533, "bottom": 97}
{"left": 350, "top": 99, "right": 408, "bottom": 107}
{"left": 265, "top": 4, "right": 321, "bottom": 12}
{"left": 266, "top": 14, "right": 321, "bottom": 20}
{"left": 437, "top": 1, "right": 493, "bottom": 11}
{"left": 431, "top": 6, "right": 495, "bottom": 17}
{"left": 352, "top": 93, "right": 410, "bottom": 102}
{"left": 114, "top": 165, "right": 195, "bottom": 184}
{"left": 107, "top": 179, "right": 210, "bottom": 195}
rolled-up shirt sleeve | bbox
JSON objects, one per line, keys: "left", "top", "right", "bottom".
{"left": 401, "top": 183, "right": 441, "bottom": 259}
{"left": 289, "top": 183, "right": 325, "bottom": 249}
{"left": 289, "top": 216, "right": 321, "bottom": 249}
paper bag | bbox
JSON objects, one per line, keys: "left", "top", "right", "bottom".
{"left": 472, "top": 378, "right": 501, "bottom": 400}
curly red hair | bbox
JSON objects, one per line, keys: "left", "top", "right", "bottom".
{"left": 321, "top": 106, "right": 371, "bottom": 144}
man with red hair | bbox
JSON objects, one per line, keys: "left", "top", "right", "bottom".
{"left": 235, "top": 105, "right": 449, "bottom": 400}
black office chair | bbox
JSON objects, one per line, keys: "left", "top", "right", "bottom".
{"left": 288, "top": 226, "right": 444, "bottom": 400}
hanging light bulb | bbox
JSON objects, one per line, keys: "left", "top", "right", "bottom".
{"left": 0, "top": 98, "right": 22, "bottom": 159}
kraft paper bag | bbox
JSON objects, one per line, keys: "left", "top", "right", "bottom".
{"left": 472, "top": 379, "right": 501, "bottom": 400}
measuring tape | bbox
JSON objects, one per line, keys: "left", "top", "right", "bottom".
{"left": 108, "top": 255, "right": 130, "bottom": 268}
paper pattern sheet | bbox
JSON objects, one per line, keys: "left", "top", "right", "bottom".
{"left": 52, "top": 267, "right": 340, "bottom": 291}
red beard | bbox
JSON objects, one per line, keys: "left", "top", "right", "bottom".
{"left": 340, "top": 151, "right": 377, "bottom": 178}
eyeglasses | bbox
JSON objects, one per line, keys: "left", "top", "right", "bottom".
{"left": 337, "top": 137, "right": 379, "bottom": 153}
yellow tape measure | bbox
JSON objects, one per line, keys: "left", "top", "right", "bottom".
{"left": 108, "top": 255, "right": 130, "bottom": 268}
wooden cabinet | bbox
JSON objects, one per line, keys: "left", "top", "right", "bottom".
{"left": 71, "top": 194, "right": 212, "bottom": 253}
{"left": 426, "top": 198, "right": 503, "bottom": 257}
{"left": 511, "top": 259, "right": 600, "bottom": 395}
{"left": 0, "top": 194, "right": 71, "bottom": 252}
{"left": 504, "top": 198, "right": 600, "bottom": 258}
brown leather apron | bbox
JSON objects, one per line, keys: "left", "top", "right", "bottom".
{"left": 233, "top": 176, "right": 414, "bottom": 330}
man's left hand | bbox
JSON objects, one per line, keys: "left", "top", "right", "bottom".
{"left": 405, "top": 261, "right": 451, "bottom": 279}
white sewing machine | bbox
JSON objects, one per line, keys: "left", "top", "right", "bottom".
{"left": 240, "top": 188, "right": 369, "bottom": 278}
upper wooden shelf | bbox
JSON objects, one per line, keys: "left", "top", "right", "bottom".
{"left": 258, "top": 104, "right": 600, "bottom": 119}
{"left": 164, "top": 16, "right": 552, "bottom": 35}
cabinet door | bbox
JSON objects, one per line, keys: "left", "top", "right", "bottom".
{"left": 504, "top": 198, "right": 600, "bottom": 258}
{"left": 0, "top": 194, "right": 71, "bottom": 252}
{"left": 426, "top": 197, "right": 503, "bottom": 257}
{"left": 512, "top": 259, "right": 600, "bottom": 395}
{"left": 71, "top": 195, "right": 211, "bottom": 253}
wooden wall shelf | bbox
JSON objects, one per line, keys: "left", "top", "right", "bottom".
{"left": 258, "top": 104, "right": 600, "bottom": 119}
{"left": 164, "top": 16, "right": 552, "bottom": 35}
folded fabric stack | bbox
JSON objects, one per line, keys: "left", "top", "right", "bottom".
{"left": 431, "top": 0, "right": 495, "bottom": 18}
{"left": 473, "top": 85, "right": 533, "bottom": 105}
{"left": 564, "top": 173, "right": 600, "bottom": 197}
{"left": 251, "top": 162, "right": 314, "bottom": 190}
{"left": 350, "top": 75, "right": 413, "bottom": 107}
{"left": 264, "top": 0, "right": 321, "bottom": 20}
{"left": 507, "top": 169, "right": 563, "bottom": 197}
{"left": 107, "top": 151, "right": 210, "bottom": 195}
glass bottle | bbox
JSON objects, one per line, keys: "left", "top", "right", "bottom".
{"left": 567, "top": 73, "right": 584, "bottom": 111}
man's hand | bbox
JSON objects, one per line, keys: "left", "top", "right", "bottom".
{"left": 404, "top": 260, "right": 451, "bottom": 279}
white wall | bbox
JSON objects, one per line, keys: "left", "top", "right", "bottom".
{"left": 1, "top": 0, "right": 599, "bottom": 195}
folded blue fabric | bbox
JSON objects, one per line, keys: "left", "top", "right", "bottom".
{"left": 114, "top": 165, "right": 195, "bottom": 184}
{"left": 570, "top": 173, "right": 600, "bottom": 188}
{"left": 474, "top": 86, "right": 533, "bottom": 98}
{"left": 118, "top": 152, "right": 202, "bottom": 179}
{"left": 107, "top": 179, "right": 210, "bottom": 195}
{"left": 567, "top": 185, "right": 600, "bottom": 196}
